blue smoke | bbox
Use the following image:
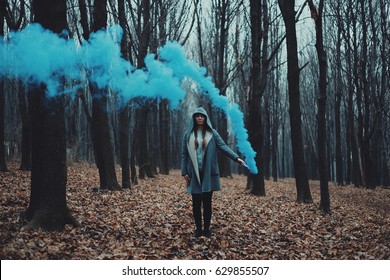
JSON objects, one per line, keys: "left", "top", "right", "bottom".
{"left": 159, "top": 42, "right": 258, "bottom": 174}
{"left": 2, "top": 24, "right": 80, "bottom": 95}
{"left": 0, "top": 24, "right": 258, "bottom": 174}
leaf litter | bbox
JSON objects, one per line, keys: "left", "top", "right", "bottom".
{"left": 0, "top": 162, "right": 389, "bottom": 260}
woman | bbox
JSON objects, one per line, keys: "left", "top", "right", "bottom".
{"left": 181, "top": 107, "right": 245, "bottom": 238}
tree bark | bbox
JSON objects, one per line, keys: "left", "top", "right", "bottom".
{"left": 24, "top": 0, "right": 79, "bottom": 231}
{"left": 264, "top": 93, "right": 271, "bottom": 180}
{"left": 3, "top": 1, "right": 29, "bottom": 171}
{"left": 133, "top": 0, "right": 154, "bottom": 179}
{"left": 349, "top": 1, "right": 362, "bottom": 187}
{"left": 159, "top": 100, "right": 170, "bottom": 175}
{"left": 89, "top": 0, "right": 120, "bottom": 190}
{"left": 90, "top": 84, "right": 120, "bottom": 190}
{"left": 118, "top": 0, "right": 131, "bottom": 189}
{"left": 195, "top": 0, "right": 204, "bottom": 67}
{"left": 18, "top": 83, "right": 31, "bottom": 170}
{"left": 78, "top": 0, "right": 90, "bottom": 40}
{"left": 271, "top": 69, "right": 279, "bottom": 182}
{"left": 308, "top": 0, "right": 330, "bottom": 213}
{"left": 379, "top": 0, "right": 390, "bottom": 186}
{"left": 278, "top": 0, "right": 312, "bottom": 203}
{"left": 119, "top": 104, "right": 130, "bottom": 188}
{"left": 247, "top": 0, "right": 265, "bottom": 196}
{"left": 136, "top": 106, "right": 154, "bottom": 179}
{"left": 0, "top": 78, "right": 6, "bottom": 172}
{"left": 215, "top": 0, "right": 231, "bottom": 178}
{"left": 359, "top": 0, "right": 374, "bottom": 189}
{"left": 334, "top": 1, "right": 343, "bottom": 186}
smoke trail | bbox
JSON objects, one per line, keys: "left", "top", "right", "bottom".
{"left": 81, "top": 26, "right": 187, "bottom": 107}
{"left": 1, "top": 24, "right": 185, "bottom": 105}
{"left": 2, "top": 24, "right": 80, "bottom": 96}
{"left": 159, "top": 41, "right": 258, "bottom": 174}
{"left": 0, "top": 24, "right": 258, "bottom": 174}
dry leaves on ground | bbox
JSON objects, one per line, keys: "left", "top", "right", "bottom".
{"left": 1, "top": 162, "right": 389, "bottom": 260}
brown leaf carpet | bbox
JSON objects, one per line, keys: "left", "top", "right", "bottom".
{"left": 1, "top": 162, "right": 389, "bottom": 259}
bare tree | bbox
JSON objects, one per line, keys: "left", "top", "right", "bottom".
{"left": 331, "top": 0, "right": 343, "bottom": 186}
{"left": 130, "top": 0, "right": 154, "bottom": 180}
{"left": 247, "top": 0, "right": 265, "bottom": 196}
{"left": 278, "top": 0, "right": 312, "bottom": 202}
{"left": 118, "top": 0, "right": 131, "bottom": 188}
{"left": 2, "top": 0, "right": 29, "bottom": 171}
{"left": 308, "top": 0, "right": 330, "bottom": 213}
{"left": 379, "top": 0, "right": 390, "bottom": 186}
{"left": 80, "top": 0, "right": 121, "bottom": 190}
{"left": 213, "top": 0, "right": 235, "bottom": 178}
{"left": 24, "top": 0, "right": 79, "bottom": 231}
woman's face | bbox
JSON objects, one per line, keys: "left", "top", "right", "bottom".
{"left": 194, "top": 114, "right": 205, "bottom": 126}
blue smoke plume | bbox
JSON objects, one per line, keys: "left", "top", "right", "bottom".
{"left": 0, "top": 24, "right": 258, "bottom": 174}
{"left": 159, "top": 42, "right": 258, "bottom": 174}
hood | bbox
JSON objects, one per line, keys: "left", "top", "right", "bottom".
{"left": 185, "top": 107, "right": 213, "bottom": 135}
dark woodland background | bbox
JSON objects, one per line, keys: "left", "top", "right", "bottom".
{"left": 0, "top": 0, "right": 389, "bottom": 232}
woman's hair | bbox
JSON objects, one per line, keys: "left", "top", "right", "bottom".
{"left": 194, "top": 127, "right": 207, "bottom": 150}
{"left": 193, "top": 114, "right": 209, "bottom": 150}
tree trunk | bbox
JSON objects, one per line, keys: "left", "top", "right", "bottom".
{"left": 133, "top": 0, "right": 154, "bottom": 179}
{"left": 367, "top": 0, "right": 379, "bottom": 188}
{"left": 155, "top": 1, "right": 170, "bottom": 175}
{"left": 136, "top": 106, "right": 154, "bottom": 179}
{"left": 308, "top": 0, "right": 330, "bottom": 213}
{"left": 90, "top": 84, "right": 120, "bottom": 190}
{"left": 271, "top": 62, "right": 279, "bottom": 182}
{"left": 130, "top": 111, "right": 138, "bottom": 184}
{"left": 214, "top": 0, "right": 231, "bottom": 178}
{"left": 379, "top": 0, "right": 390, "bottom": 186}
{"left": 24, "top": 0, "right": 79, "bottom": 230}
{"left": 89, "top": 0, "right": 120, "bottom": 190}
{"left": 264, "top": 93, "right": 271, "bottom": 180}
{"left": 359, "top": 0, "right": 374, "bottom": 189}
{"left": 334, "top": 4, "right": 343, "bottom": 186}
{"left": 248, "top": 0, "right": 265, "bottom": 196}
{"left": 159, "top": 100, "right": 170, "bottom": 175}
{"left": 18, "top": 83, "right": 31, "bottom": 171}
{"left": 119, "top": 104, "right": 130, "bottom": 188}
{"left": 195, "top": 0, "right": 204, "bottom": 67}
{"left": 2, "top": 0, "right": 27, "bottom": 171}
{"left": 0, "top": 0, "right": 8, "bottom": 172}
{"left": 78, "top": 0, "right": 90, "bottom": 40}
{"left": 149, "top": 103, "right": 159, "bottom": 176}
{"left": 118, "top": 0, "right": 131, "bottom": 189}
{"left": 278, "top": 0, "right": 312, "bottom": 203}
{"left": 0, "top": 77, "right": 6, "bottom": 172}
{"left": 349, "top": 2, "right": 362, "bottom": 187}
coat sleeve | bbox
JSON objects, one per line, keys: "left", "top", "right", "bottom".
{"left": 213, "top": 129, "right": 239, "bottom": 161}
{"left": 181, "top": 132, "right": 189, "bottom": 176}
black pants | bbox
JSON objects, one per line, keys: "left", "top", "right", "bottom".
{"left": 191, "top": 191, "right": 213, "bottom": 232}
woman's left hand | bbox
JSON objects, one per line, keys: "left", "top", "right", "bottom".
{"left": 237, "top": 158, "right": 247, "bottom": 167}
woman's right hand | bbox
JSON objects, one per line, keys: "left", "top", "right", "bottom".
{"left": 183, "top": 175, "right": 190, "bottom": 186}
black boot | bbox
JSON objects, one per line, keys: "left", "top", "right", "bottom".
{"left": 192, "top": 194, "right": 202, "bottom": 238}
{"left": 203, "top": 229, "right": 211, "bottom": 238}
{"left": 202, "top": 192, "right": 212, "bottom": 238}
{"left": 194, "top": 229, "right": 203, "bottom": 238}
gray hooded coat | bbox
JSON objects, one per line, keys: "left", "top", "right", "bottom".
{"left": 181, "top": 107, "right": 239, "bottom": 194}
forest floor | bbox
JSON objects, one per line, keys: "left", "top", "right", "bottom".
{"left": 1, "top": 161, "right": 389, "bottom": 260}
